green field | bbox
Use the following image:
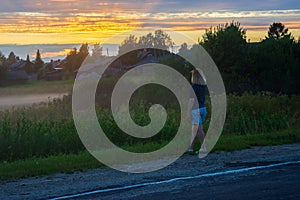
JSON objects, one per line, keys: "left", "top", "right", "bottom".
{"left": 0, "top": 79, "right": 300, "bottom": 181}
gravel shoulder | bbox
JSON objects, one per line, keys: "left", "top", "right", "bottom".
{"left": 1, "top": 143, "right": 300, "bottom": 199}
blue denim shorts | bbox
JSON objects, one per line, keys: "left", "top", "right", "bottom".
{"left": 191, "top": 107, "right": 207, "bottom": 125}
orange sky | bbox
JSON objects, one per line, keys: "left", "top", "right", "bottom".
{"left": 0, "top": 0, "right": 300, "bottom": 45}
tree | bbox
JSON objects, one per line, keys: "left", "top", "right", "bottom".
{"left": 153, "top": 30, "right": 174, "bottom": 51}
{"left": 92, "top": 43, "right": 104, "bottom": 58}
{"left": 136, "top": 30, "right": 174, "bottom": 50}
{"left": 201, "top": 22, "right": 247, "bottom": 69}
{"left": 76, "top": 43, "right": 89, "bottom": 69}
{"left": 138, "top": 30, "right": 174, "bottom": 57}
{"left": 63, "top": 44, "right": 89, "bottom": 79}
{"left": 0, "top": 51, "right": 7, "bottom": 85}
{"left": 138, "top": 33, "right": 154, "bottom": 50}
{"left": 64, "top": 47, "right": 77, "bottom": 77}
{"left": 200, "top": 22, "right": 247, "bottom": 93}
{"left": 118, "top": 30, "right": 175, "bottom": 66}
{"left": 267, "top": 22, "right": 291, "bottom": 40}
{"left": 118, "top": 35, "right": 140, "bottom": 66}
{"left": 34, "top": 49, "right": 44, "bottom": 72}
{"left": 8, "top": 51, "right": 16, "bottom": 64}
{"left": 178, "top": 42, "right": 189, "bottom": 56}
{"left": 25, "top": 54, "right": 33, "bottom": 74}
{"left": 78, "top": 43, "right": 89, "bottom": 58}
{"left": 119, "top": 34, "right": 138, "bottom": 55}
{"left": 288, "top": 38, "right": 300, "bottom": 93}
{"left": 119, "top": 30, "right": 174, "bottom": 56}
{"left": 0, "top": 51, "right": 6, "bottom": 65}
{"left": 253, "top": 25, "right": 297, "bottom": 94}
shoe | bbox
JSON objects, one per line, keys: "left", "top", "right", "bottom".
{"left": 198, "top": 149, "right": 208, "bottom": 154}
{"left": 186, "top": 148, "right": 193, "bottom": 153}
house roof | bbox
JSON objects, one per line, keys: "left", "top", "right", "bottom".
{"left": 9, "top": 60, "right": 26, "bottom": 70}
{"left": 129, "top": 52, "right": 158, "bottom": 69}
{"left": 51, "top": 60, "right": 65, "bottom": 69}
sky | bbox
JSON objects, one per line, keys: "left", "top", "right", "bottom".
{"left": 0, "top": 0, "right": 300, "bottom": 60}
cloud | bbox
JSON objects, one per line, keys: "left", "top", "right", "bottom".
{"left": 1, "top": 9, "right": 299, "bottom": 34}
{"left": 0, "top": 0, "right": 160, "bottom": 13}
{"left": 3, "top": 0, "right": 299, "bottom": 13}
{"left": 151, "top": 0, "right": 300, "bottom": 12}
{"left": 30, "top": 48, "right": 73, "bottom": 58}
{"left": 0, "top": 0, "right": 300, "bottom": 44}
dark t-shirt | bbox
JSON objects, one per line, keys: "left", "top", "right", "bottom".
{"left": 190, "top": 84, "right": 206, "bottom": 109}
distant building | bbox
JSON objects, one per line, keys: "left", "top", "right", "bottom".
{"left": 76, "top": 50, "right": 171, "bottom": 79}
{"left": 9, "top": 60, "right": 26, "bottom": 71}
{"left": 5, "top": 60, "right": 29, "bottom": 84}
{"left": 50, "top": 59, "right": 65, "bottom": 70}
{"left": 124, "top": 51, "right": 159, "bottom": 75}
{"left": 6, "top": 70, "right": 28, "bottom": 83}
{"left": 43, "top": 69, "right": 63, "bottom": 81}
{"left": 76, "top": 56, "right": 118, "bottom": 80}
{"left": 38, "top": 59, "right": 66, "bottom": 81}
{"left": 130, "top": 51, "right": 157, "bottom": 66}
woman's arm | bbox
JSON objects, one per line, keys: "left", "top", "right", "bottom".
{"left": 198, "top": 69, "right": 207, "bottom": 85}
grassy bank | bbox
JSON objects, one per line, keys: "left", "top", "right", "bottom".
{"left": 0, "top": 129, "right": 299, "bottom": 181}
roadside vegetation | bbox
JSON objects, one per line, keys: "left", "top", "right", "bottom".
{"left": 0, "top": 90, "right": 299, "bottom": 181}
{"left": 0, "top": 22, "right": 299, "bottom": 181}
{"left": 0, "top": 129, "right": 299, "bottom": 181}
{"left": 1, "top": 92, "right": 299, "bottom": 162}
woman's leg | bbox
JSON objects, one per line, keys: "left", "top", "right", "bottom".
{"left": 197, "top": 124, "right": 206, "bottom": 150}
{"left": 189, "top": 124, "right": 199, "bottom": 150}
{"left": 198, "top": 107, "right": 207, "bottom": 151}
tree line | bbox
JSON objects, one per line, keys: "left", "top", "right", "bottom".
{"left": 117, "top": 22, "right": 300, "bottom": 94}
{"left": 1, "top": 22, "right": 299, "bottom": 94}
{"left": 0, "top": 44, "right": 89, "bottom": 83}
{"left": 199, "top": 22, "right": 300, "bottom": 94}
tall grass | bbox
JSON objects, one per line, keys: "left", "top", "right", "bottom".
{"left": 0, "top": 92, "right": 299, "bottom": 162}
{"left": 224, "top": 93, "right": 300, "bottom": 134}
{"left": 0, "top": 114, "right": 82, "bottom": 161}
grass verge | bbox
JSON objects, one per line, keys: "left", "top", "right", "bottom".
{"left": 0, "top": 129, "right": 299, "bottom": 182}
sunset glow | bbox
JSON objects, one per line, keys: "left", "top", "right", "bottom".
{"left": 0, "top": 0, "right": 300, "bottom": 46}
{"left": 30, "top": 48, "right": 74, "bottom": 58}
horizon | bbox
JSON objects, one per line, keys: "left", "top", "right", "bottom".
{"left": 0, "top": 42, "right": 187, "bottom": 62}
{"left": 0, "top": 43, "right": 119, "bottom": 62}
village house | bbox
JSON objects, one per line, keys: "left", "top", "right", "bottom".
{"left": 5, "top": 60, "right": 29, "bottom": 84}
{"left": 38, "top": 59, "right": 65, "bottom": 81}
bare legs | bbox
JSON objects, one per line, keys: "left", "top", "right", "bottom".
{"left": 198, "top": 124, "right": 206, "bottom": 151}
{"left": 189, "top": 124, "right": 206, "bottom": 151}
{"left": 189, "top": 125, "right": 198, "bottom": 150}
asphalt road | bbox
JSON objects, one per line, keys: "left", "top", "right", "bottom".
{"left": 1, "top": 144, "right": 300, "bottom": 200}
{"left": 84, "top": 163, "right": 300, "bottom": 200}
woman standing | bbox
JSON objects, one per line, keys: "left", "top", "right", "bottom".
{"left": 187, "top": 69, "right": 207, "bottom": 154}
